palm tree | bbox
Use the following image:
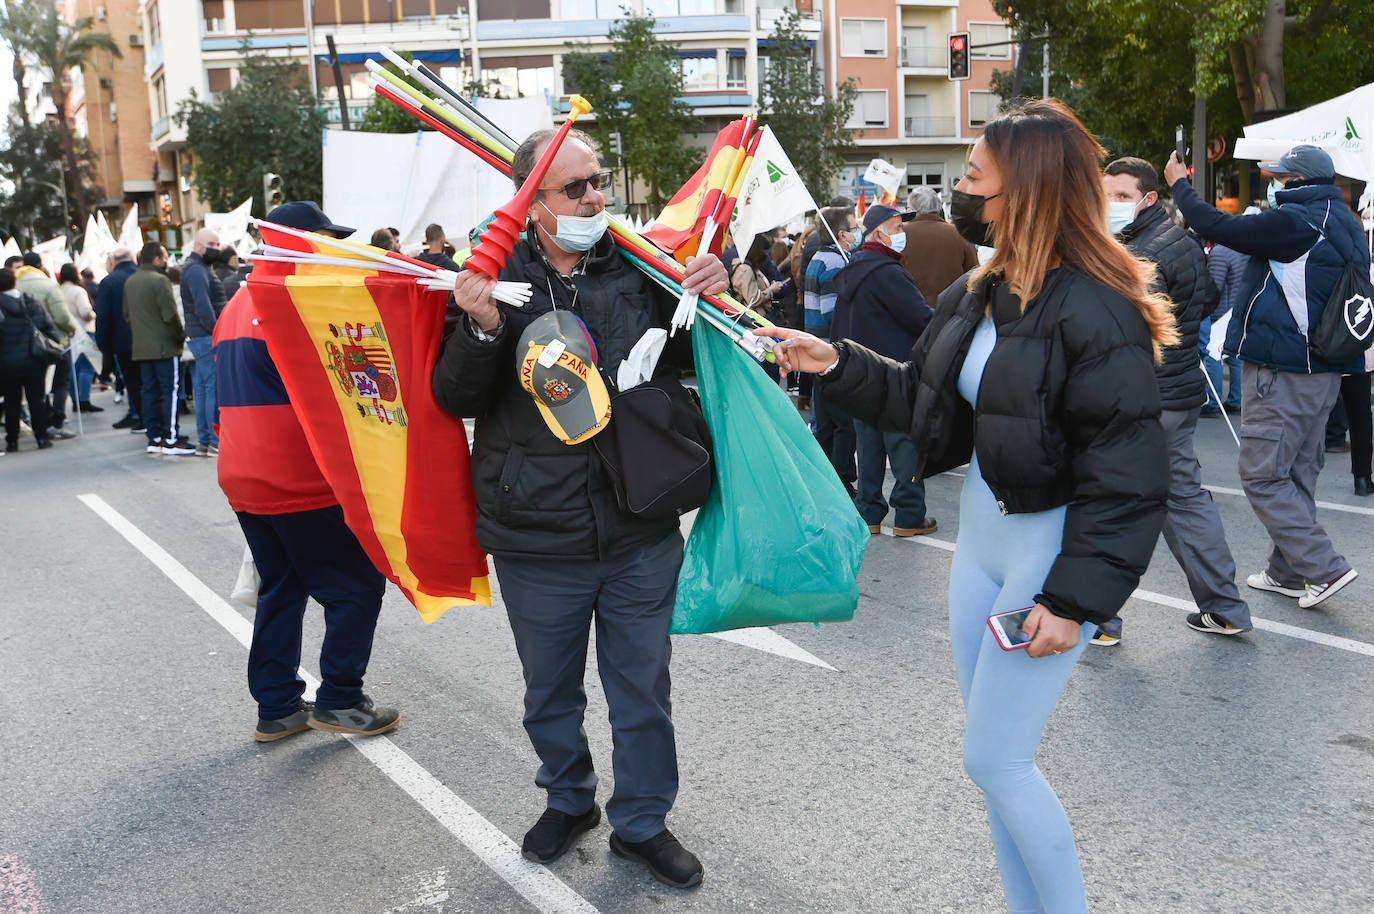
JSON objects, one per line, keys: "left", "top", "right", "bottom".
{"left": 1, "top": 0, "right": 39, "bottom": 128}
{"left": 4, "top": 0, "right": 120, "bottom": 228}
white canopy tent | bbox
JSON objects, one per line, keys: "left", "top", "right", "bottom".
{"left": 1232, "top": 82, "right": 1374, "bottom": 217}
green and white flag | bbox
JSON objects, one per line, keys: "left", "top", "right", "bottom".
{"left": 730, "top": 127, "right": 818, "bottom": 245}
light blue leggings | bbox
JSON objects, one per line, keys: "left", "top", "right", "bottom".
{"left": 949, "top": 457, "right": 1096, "bottom": 914}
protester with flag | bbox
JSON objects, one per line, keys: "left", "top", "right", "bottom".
{"left": 432, "top": 126, "right": 727, "bottom": 890}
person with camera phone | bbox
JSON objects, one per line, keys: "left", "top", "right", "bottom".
{"left": 761, "top": 100, "right": 1173, "bottom": 913}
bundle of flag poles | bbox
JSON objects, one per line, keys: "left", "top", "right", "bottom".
{"left": 367, "top": 48, "right": 776, "bottom": 363}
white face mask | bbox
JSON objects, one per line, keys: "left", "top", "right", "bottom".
{"left": 1267, "top": 179, "right": 1284, "bottom": 208}
{"left": 1106, "top": 200, "right": 1139, "bottom": 234}
{"left": 539, "top": 201, "right": 608, "bottom": 253}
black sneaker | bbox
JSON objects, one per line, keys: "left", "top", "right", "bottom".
{"left": 307, "top": 696, "right": 400, "bottom": 736}
{"left": 77, "top": 401, "right": 104, "bottom": 412}
{"left": 521, "top": 804, "right": 601, "bottom": 864}
{"left": 130, "top": 424, "right": 147, "bottom": 434}
{"left": 112, "top": 415, "right": 138, "bottom": 429}
{"left": 162, "top": 440, "right": 196, "bottom": 456}
{"left": 1185, "top": 612, "right": 1251, "bottom": 635}
{"left": 609, "top": 829, "right": 704, "bottom": 889}
{"left": 254, "top": 701, "right": 316, "bottom": 742}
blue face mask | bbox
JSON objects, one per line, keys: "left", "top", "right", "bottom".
{"left": 888, "top": 232, "right": 907, "bottom": 255}
{"left": 1267, "top": 179, "right": 1284, "bottom": 209}
{"left": 540, "top": 201, "right": 608, "bottom": 252}
{"left": 847, "top": 230, "right": 863, "bottom": 252}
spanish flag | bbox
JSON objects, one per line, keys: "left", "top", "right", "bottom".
{"left": 246, "top": 227, "right": 490, "bottom": 623}
{"left": 644, "top": 118, "right": 752, "bottom": 260}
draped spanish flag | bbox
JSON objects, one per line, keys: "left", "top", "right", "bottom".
{"left": 643, "top": 117, "right": 752, "bottom": 260}
{"left": 246, "top": 227, "right": 490, "bottom": 623}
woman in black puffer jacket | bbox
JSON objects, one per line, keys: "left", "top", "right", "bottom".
{"left": 761, "top": 100, "right": 1176, "bottom": 914}
{"left": 1, "top": 267, "right": 59, "bottom": 452}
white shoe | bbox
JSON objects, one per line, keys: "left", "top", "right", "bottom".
{"left": 1246, "top": 571, "right": 1304, "bottom": 598}
{"left": 1298, "top": 568, "right": 1358, "bottom": 609}
{"left": 114, "top": 392, "right": 124, "bottom": 404}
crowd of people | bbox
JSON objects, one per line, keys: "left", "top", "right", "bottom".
{"left": 3, "top": 97, "right": 1371, "bottom": 911}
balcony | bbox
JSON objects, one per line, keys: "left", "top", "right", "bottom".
{"left": 151, "top": 115, "right": 170, "bottom": 141}
{"left": 757, "top": 7, "right": 822, "bottom": 34}
{"left": 143, "top": 41, "right": 164, "bottom": 77}
{"left": 904, "top": 116, "right": 955, "bottom": 137}
{"left": 899, "top": 44, "right": 944, "bottom": 69}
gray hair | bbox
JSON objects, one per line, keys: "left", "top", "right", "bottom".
{"left": 907, "top": 186, "right": 942, "bottom": 215}
{"left": 512, "top": 127, "right": 600, "bottom": 199}
{"left": 110, "top": 246, "right": 134, "bottom": 263}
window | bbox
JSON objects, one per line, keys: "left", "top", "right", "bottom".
{"left": 726, "top": 55, "right": 746, "bottom": 90}
{"left": 562, "top": 0, "right": 619, "bottom": 18}
{"left": 969, "top": 22, "right": 1012, "bottom": 60}
{"left": 203, "top": 0, "right": 225, "bottom": 33}
{"left": 846, "top": 89, "right": 888, "bottom": 129}
{"left": 675, "top": 56, "right": 718, "bottom": 91}
{"left": 146, "top": 1, "right": 161, "bottom": 46}
{"left": 153, "top": 76, "right": 168, "bottom": 120}
{"left": 840, "top": 19, "right": 886, "bottom": 58}
{"left": 645, "top": 0, "right": 713, "bottom": 14}
{"left": 206, "top": 68, "right": 232, "bottom": 97}
{"left": 483, "top": 55, "right": 555, "bottom": 100}
{"left": 968, "top": 90, "right": 999, "bottom": 127}
{"left": 349, "top": 70, "right": 372, "bottom": 99}
{"left": 235, "top": 0, "right": 305, "bottom": 30}
{"left": 906, "top": 162, "right": 945, "bottom": 188}
{"left": 478, "top": 0, "right": 549, "bottom": 20}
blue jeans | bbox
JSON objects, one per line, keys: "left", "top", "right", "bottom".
{"left": 854, "top": 420, "right": 926, "bottom": 527}
{"left": 187, "top": 335, "right": 218, "bottom": 446}
{"left": 1203, "top": 356, "right": 1243, "bottom": 410}
{"left": 949, "top": 457, "right": 1093, "bottom": 914}
{"left": 493, "top": 533, "right": 682, "bottom": 842}
{"left": 238, "top": 505, "right": 386, "bottom": 720}
{"left": 71, "top": 353, "right": 95, "bottom": 406}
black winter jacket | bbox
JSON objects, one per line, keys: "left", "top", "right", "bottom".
{"left": 831, "top": 243, "right": 932, "bottom": 361}
{"left": 0, "top": 291, "right": 60, "bottom": 380}
{"left": 432, "top": 231, "right": 688, "bottom": 559}
{"left": 1119, "top": 203, "right": 1214, "bottom": 410}
{"left": 823, "top": 267, "right": 1168, "bottom": 625}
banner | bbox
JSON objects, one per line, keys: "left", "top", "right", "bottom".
{"left": 204, "top": 197, "right": 254, "bottom": 254}
{"left": 862, "top": 157, "right": 903, "bottom": 199}
{"left": 730, "top": 127, "right": 819, "bottom": 246}
{"left": 118, "top": 206, "right": 143, "bottom": 252}
{"left": 246, "top": 228, "right": 490, "bottom": 623}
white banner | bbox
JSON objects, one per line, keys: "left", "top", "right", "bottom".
{"left": 33, "top": 235, "right": 68, "bottom": 278}
{"left": 730, "top": 127, "right": 819, "bottom": 246}
{"left": 862, "top": 158, "right": 903, "bottom": 198}
{"left": 204, "top": 197, "right": 254, "bottom": 254}
{"left": 2, "top": 234, "right": 21, "bottom": 262}
{"left": 322, "top": 97, "right": 553, "bottom": 251}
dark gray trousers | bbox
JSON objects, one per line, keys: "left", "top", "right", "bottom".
{"left": 1240, "top": 363, "right": 1350, "bottom": 586}
{"left": 493, "top": 532, "right": 682, "bottom": 842}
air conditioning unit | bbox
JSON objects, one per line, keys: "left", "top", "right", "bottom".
{"left": 99, "top": 77, "right": 113, "bottom": 89}
{"left": 110, "top": 102, "right": 118, "bottom": 122}
{"left": 96, "top": 6, "right": 107, "bottom": 20}
{"left": 128, "top": 33, "right": 144, "bottom": 46}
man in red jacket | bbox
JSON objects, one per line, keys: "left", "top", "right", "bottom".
{"left": 215, "top": 201, "right": 399, "bottom": 742}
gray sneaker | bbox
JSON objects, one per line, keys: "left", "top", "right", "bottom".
{"left": 308, "top": 696, "right": 400, "bottom": 736}
{"left": 48, "top": 426, "right": 77, "bottom": 440}
{"left": 254, "top": 702, "right": 316, "bottom": 743}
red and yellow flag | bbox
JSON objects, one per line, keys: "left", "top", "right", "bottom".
{"left": 247, "top": 227, "right": 490, "bottom": 623}
{"left": 644, "top": 118, "right": 752, "bottom": 261}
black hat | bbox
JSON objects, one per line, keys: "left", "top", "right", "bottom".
{"left": 265, "top": 201, "right": 355, "bottom": 237}
{"left": 862, "top": 204, "right": 916, "bottom": 235}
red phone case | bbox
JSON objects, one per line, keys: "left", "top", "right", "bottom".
{"left": 987, "top": 609, "right": 1033, "bottom": 651}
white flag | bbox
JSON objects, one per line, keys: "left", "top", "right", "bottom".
{"left": 1207, "top": 311, "right": 1231, "bottom": 361}
{"left": 118, "top": 206, "right": 143, "bottom": 252}
{"left": 2, "top": 234, "right": 21, "bottom": 263}
{"left": 730, "top": 127, "right": 819, "bottom": 246}
{"left": 204, "top": 197, "right": 254, "bottom": 253}
{"left": 862, "top": 158, "right": 903, "bottom": 198}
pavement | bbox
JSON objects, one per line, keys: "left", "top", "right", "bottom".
{"left": 2, "top": 390, "right": 1373, "bottom": 914}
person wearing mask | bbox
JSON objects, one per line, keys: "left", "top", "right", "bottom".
{"left": 831, "top": 203, "right": 937, "bottom": 537}
{"left": 416, "top": 223, "right": 461, "bottom": 271}
{"left": 763, "top": 100, "right": 1172, "bottom": 914}
{"left": 15, "top": 252, "right": 77, "bottom": 439}
{"left": 1099, "top": 156, "right": 1251, "bottom": 640}
{"left": 96, "top": 248, "right": 142, "bottom": 431}
{"left": 1165, "top": 144, "right": 1364, "bottom": 608}
{"left": 803, "top": 205, "right": 859, "bottom": 495}
{"left": 0, "top": 267, "right": 59, "bottom": 453}
{"left": 432, "top": 127, "right": 727, "bottom": 889}
{"left": 181, "top": 228, "right": 226, "bottom": 457}
{"left": 124, "top": 242, "right": 193, "bottom": 455}
{"left": 729, "top": 233, "right": 786, "bottom": 316}
{"left": 59, "top": 263, "right": 102, "bottom": 414}
{"left": 216, "top": 200, "right": 400, "bottom": 744}
{"left": 901, "top": 186, "right": 979, "bottom": 307}
{"left": 213, "top": 246, "right": 247, "bottom": 300}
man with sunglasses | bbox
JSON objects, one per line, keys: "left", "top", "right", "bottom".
{"left": 432, "top": 128, "right": 728, "bottom": 889}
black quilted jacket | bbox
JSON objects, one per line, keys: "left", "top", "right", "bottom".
{"left": 822, "top": 267, "right": 1168, "bottom": 625}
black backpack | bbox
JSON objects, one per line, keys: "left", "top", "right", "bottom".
{"left": 1292, "top": 212, "right": 1374, "bottom": 365}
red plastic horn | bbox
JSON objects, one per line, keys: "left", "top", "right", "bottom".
{"left": 465, "top": 95, "right": 593, "bottom": 279}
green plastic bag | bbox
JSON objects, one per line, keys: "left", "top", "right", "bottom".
{"left": 671, "top": 320, "right": 870, "bottom": 634}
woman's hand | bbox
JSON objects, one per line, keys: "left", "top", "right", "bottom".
{"left": 1021, "top": 605, "right": 1081, "bottom": 658}
{"left": 752, "top": 326, "right": 839, "bottom": 374}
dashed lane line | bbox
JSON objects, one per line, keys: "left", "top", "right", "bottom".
{"left": 77, "top": 493, "right": 601, "bottom": 914}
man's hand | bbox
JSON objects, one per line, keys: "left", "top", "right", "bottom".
{"left": 753, "top": 326, "right": 839, "bottom": 374}
{"left": 1163, "top": 151, "right": 1189, "bottom": 188}
{"left": 683, "top": 254, "right": 730, "bottom": 296}
{"left": 1021, "top": 604, "right": 1082, "bottom": 658}
{"left": 453, "top": 267, "right": 501, "bottom": 332}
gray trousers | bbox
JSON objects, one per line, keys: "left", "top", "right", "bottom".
{"left": 1159, "top": 408, "right": 1251, "bottom": 627}
{"left": 1240, "top": 363, "right": 1350, "bottom": 585}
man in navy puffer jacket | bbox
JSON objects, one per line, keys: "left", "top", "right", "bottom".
{"left": 1167, "top": 144, "right": 1365, "bottom": 609}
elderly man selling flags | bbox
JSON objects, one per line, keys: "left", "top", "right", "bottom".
{"left": 432, "top": 125, "right": 727, "bottom": 889}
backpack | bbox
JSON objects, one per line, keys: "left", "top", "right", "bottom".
{"left": 1290, "top": 212, "right": 1374, "bottom": 365}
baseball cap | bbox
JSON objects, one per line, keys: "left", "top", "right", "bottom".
{"left": 517, "top": 310, "right": 612, "bottom": 445}
{"left": 265, "top": 201, "right": 356, "bottom": 237}
{"left": 862, "top": 204, "right": 917, "bottom": 235}
{"left": 1258, "top": 145, "right": 1335, "bottom": 180}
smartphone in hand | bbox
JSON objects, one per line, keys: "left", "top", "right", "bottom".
{"left": 988, "top": 607, "right": 1035, "bottom": 651}
{"left": 1175, "top": 124, "right": 1187, "bottom": 165}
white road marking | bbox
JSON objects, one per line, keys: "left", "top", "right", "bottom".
{"left": 881, "top": 526, "right": 1374, "bottom": 659}
{"left": 386, "top": 867, "right": 451, "bottom": 913}
{"left": 77, "top": 494, "right": 600, "bottom": 914}
{"left": 706, "top": 628, "right": 837, "bottom": 670}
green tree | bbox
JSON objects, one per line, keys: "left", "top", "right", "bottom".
{"left": 0, "top": 108, "right": 98, "bottom": 245}
{"left": 176, "top": 46, "right": 325, "bottom": 218}
{"left": 2, "top": 0, "right": 120, "bottom": 226}
{"left": 563, "top": 13, "right": 697, "bottom": 210}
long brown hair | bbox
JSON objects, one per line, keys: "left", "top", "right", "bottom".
{"left": 969, "top": 99, "right": 1177, "bottom": 357}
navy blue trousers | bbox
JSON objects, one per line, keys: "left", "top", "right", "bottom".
{"left": 493, "top": 532, "right": 682, "bottom": 842}
{"left": 237, "top": 505, "right": 386, "bottom": 720}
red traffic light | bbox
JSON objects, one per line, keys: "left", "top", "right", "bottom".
{"left": 950, "top": 36, "right": 966, "bottom": 51}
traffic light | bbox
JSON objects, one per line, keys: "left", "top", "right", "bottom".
{"left": 262, "top": 172, "right": 284, "bottom": 211}
{"left": 609, "top": 131, "right": 623, "bottom": 158}
{"left": 948, "top": 32, "right": 971, "bottom": 81}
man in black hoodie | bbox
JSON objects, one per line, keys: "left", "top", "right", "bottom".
{"left": 1099, "top": 157, "right": 1251, "bottom": 641}
{"left": 832, "top": 204, "right": 937, "bottom": 536}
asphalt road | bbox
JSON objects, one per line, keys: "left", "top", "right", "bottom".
{"left": 2, "top": 390, "right": 1372, "bottom": 914}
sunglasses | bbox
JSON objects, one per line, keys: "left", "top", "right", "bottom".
{"left": 539, "top": 169, "right": 614, "bottom": 200}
